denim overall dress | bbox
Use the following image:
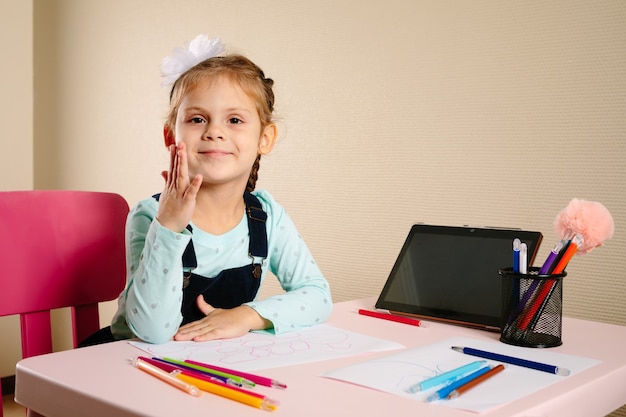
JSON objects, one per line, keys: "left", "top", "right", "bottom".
{"left": 176, "top": 191, "right": 268, "bottom": 324}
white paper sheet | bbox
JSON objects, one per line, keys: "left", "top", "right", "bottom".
{"left": 129, "top": 324, "right": 404, "bottom": 371}
{"left": 322, "top": 336, "right": 601, "bottom": 413}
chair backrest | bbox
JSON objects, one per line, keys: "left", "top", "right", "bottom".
{"left": 0, "top": 190, "right": 128, "bottom": 357}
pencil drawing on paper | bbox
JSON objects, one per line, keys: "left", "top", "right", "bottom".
{"left": 341, "top": 358, "right": 470, "bottom": 392}
{"left": 129, "top": 324, "right": 404, "bottom": 371}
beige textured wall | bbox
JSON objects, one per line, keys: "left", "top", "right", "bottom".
{"left": 3, "top": 2, "right": 626, "bottom": 413}
{"left": 0, "top": 0, "right": 33, "bottom": 378}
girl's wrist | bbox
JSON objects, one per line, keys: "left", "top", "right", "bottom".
{"left": 155, "top": 216, "right": 188, "bottom": 234}
{"left": 239, "top": 305, "right": 272, "bottom": 331}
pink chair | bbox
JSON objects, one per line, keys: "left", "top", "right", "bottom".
{"left": 0, "top": 190, "right": 128, "bottom": 416}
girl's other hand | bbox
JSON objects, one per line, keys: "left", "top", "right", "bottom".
{"left": 156, "top": 143, "right": 202, "bottom": 232}
{"left": 174, "top": 295, "right": 271, "bottom": 341}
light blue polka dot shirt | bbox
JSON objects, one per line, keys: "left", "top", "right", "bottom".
{"left": 111, "top": 190, "right": 332, "bottom": 343}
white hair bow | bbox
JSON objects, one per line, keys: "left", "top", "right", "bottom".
{"left": 160, "top": 34, "right": 225, "bottom": 87}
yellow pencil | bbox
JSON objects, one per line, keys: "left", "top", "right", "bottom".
{"left": 176, "top": 373, "right": 279, "bottom": 411}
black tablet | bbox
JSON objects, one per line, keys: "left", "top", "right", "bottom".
{"left": 375, "top": 224, "right": 543, "bottom": 331}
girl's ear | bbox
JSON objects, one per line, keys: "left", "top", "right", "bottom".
{"left": 163, "top": 125, "right": 176, "bottom": 147}
{"left": 258, "top": 123, "right": 277, "bottom": 155}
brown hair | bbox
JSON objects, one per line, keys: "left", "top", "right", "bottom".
{"left": 165, "top": 55, "right": 275, "bottom": 191}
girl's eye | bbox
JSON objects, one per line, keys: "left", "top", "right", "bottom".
{"left": 190, "top": 117, "right": 206, "bottom": 124}
{"left": 228, "top": 117, "right": 243, "bottom": 125}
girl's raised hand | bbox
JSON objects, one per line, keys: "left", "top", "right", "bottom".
{"left": 156, "top": 142, "right": 203, "bottom": 233}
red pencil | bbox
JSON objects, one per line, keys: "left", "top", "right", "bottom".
{"left": 357, "top": 309, "right": 424, "bottom": 327}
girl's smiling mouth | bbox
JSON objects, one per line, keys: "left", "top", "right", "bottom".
{"left": 198, "top": 149, "right": 232, "bottom": 157}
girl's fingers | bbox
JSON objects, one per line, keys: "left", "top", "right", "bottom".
{"left": 157, "top": 142, "right": 198, "bottom": 232}
{"left": 174, "top": 151, "right": 182, "bottom": 189}
{"left": 175, "top": 143, "right": 189, "bottom": 190}
{"left": 173, "top": 147, "right": 182, "bottom": 189}
{"left": 196, "top": 296, "right": 215, "bottom": 316}
{"left": 167, "top": 145, "right": 177, "bottom": 188}
{"left": 165, "top": 143, "right": 191, "bottom": 193}
{"left": 187, "top": 174, "right": 203, "bottom": 199}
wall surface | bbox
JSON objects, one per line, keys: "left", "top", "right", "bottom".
{"left": 0, "top": 0, "right": 33, "bottom": 378}
{"left": 3, "top": 2, "right": 626, "bottom": 414}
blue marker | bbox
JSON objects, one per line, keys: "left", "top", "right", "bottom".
{"left": 512, "top": 238, "right": 521, "bottom": 273}
{"left": 451, "top": 346, "right": 570, "bottom": 376}
{"left": 407, "top": 360, "right": 486, "bottom": 393}
{"left": 427, "top": 365, "right": 492, "bottom": 402}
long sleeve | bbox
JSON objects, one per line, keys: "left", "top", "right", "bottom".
{"left": 245, "top": 191, "right": 333, "bottom": 334}
{"left": 111, "top": 200, "right": 192, "bottom": 343}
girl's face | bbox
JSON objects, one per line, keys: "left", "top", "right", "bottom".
{"left": 170, "top": 75, "right": 275, "bottom": 190}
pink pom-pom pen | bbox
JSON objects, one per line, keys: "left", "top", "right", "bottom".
{"left": 520, "top": 199, "right": 614, "bottom": 335}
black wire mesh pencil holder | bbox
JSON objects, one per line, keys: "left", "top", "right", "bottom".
{"left": 499, "top": 267, "right": 567, "bottom": 348}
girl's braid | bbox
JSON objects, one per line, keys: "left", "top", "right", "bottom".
{"left": 247, "top": 155, "right": 261, "bottom": 192}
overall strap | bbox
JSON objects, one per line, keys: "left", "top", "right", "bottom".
{"left": 243, "top": 191, "right": 269, "bottom": 279}
{"left": 243, "top": 191, "right": 268, "bottom": 259}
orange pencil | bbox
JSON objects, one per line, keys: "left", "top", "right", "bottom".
{"left": 446, "top": 364, "right": 505, "bottom": 399}
{"left": 176, "top": 373, "right": 279, "bottom": 411}
{"left": 551, "top": 234, "right": 583, "bottom": 274}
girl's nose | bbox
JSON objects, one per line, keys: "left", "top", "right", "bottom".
{"left": 203, "top": 124, "right": 224, "bottom": 140}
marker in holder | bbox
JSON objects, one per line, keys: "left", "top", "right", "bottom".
{"left": 499, "top": 267, "right": 566, "bottom": 348}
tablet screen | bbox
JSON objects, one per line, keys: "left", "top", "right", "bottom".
{"left": 375, "top": 224, "right": 543, "bottom": 331}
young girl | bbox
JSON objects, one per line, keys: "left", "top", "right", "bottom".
{"left": 109, "top": 35, "right": 332, "bottom": 344}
